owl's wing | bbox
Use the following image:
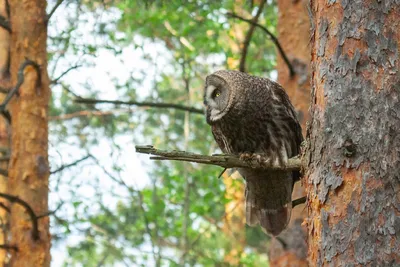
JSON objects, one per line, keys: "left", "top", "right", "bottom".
{"left": 272, "top": 84, "right": 304, "bottom": 156}
{"left": 211, "top": 125, "right": 229, "bottom": 154}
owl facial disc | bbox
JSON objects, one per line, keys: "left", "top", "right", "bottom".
{"left": 204, "top": 76, "right": 231, "bottom": 122}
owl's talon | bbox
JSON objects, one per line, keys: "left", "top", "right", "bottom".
{"left": 239, "top": 153, "right": 256, "bottom": 168}
{"left": 239, "top": 153, "right": 272, "bottom": 167}
{"left": 239, "top": 152, "right": 253, "bottom": 161}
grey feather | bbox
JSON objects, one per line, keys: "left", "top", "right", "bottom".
{"left": 204, "top": 70, "right": 303, "bottom": 236}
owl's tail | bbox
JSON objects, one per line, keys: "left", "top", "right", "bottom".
{"left": 244, "top": 171, "right": 293, "bottom": 236}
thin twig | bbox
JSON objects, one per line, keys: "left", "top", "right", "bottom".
{"left": 75, "top": 98, "right": 204, "bottom": 114}
{"left": 50, "top": 155, "right": 92, "bottom": 174}
{"left": 0, "top": 15, "right": 11, "bottom": 32}
{"left": 227, "top": 12, "right": 295, "bottom": 77}
{"left": 37, "top": 202, "right": 64, "bottom": 219}
{"left": 0, "top": 87, "right": 9, "bottom": 94}
{"left": 0, "top": 156, "right": 10, "bottom": 161}
{"left": 51, "top": 64, "right": 82, "bottom": 84}
{"left": 0, "top": 244, "right": 18, "bottom": 251}
{"left": 217, "top": 168, "right": 227, "bottom": 178}
{"left": 0, "top": 202, "right": 10, "bottom": 213}
{"left": 135, "top": 145, "right": 302, "bottom": 171}
{"left": 0, "top": 193, "right": 40, "bottom": 240}
{"left": 49, "top": 109, "right": 134, "bottom": 121}
{"left": 47, "top": 0, "right": 64, "bottom": 23}
{"left": 292, "top": 196, "right": 306, "bottom": 208}
{"left": 239, "top": 0, "right": 266, "bottom": 72}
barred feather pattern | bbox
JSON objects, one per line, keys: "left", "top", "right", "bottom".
{"left": 204, "top": 70, "right": 303, "bottom": 236}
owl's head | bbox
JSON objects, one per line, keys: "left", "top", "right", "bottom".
{"left": 204, "top": 70, "right": 243, "bottom": 124}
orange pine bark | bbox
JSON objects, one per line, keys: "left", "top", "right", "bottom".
{"left": 8, "top": 1, "right": 51, "bottom": 266}
{"left": 268, "top": 1, "right": 310, "bottom": 266}
{"left": 306, "top": 0, "right": 400, "bottom": 265}
{"left": 0, "top": 0, "right": 10, "bottom": 264}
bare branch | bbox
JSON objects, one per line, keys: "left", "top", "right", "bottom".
{"left": 47, "top": 0, "right": 64, "bottom": 23}
{"left": 292, "top": 196, "right": 306, "bottom": 208}
{"left": 227, "top": 12, "right": 296, "bottom": 77}
{"left": 0, "top": 15, "right": 11, "bottom": 32}
{"left": 135, "top": 145, "right": 302, "bottom": 171}
{"left": 0, "top": 193, "right": 40, "bottom": 240}
{"left": 75, "top": 98, "right": 204, "bottom": 114}
{"left": 0, "top": 59, "right": 41, "bottom": 121}
{"left": 239, "top": 0, "right": 267, "bottom": 72}
{"left": 0, "top": 202, "right": 10, "bottom": 213}
{"left": 37, "top": 202, "right": 64, "bottom": 219}
{"left": 51, "top": 64, "right": 82, "bottom": 84}
{"left": 50, "top": 155, "right": 92, "bottom": 174}
{"left": 49, "top": 109, "right": 134, "bottom": 121}
{"left": 0, "top": 87, "right": 9, "bottom": 94}
{"left": 0, "top": 156, "right": 10, "bottom": 162}
{"left": 0, "top": 244, "right": 18, "bottom": 251}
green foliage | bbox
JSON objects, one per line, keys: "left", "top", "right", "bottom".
{"left": 48, "top": 0, "right": 278, "bottom": 266}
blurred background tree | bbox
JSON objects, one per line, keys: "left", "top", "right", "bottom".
{"left": 43, "top": 0, "right": 307, "bottom": 266}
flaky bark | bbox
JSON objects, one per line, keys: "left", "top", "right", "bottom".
{"left": 8, "top": 1, "right": 51, "bottom": 266}
{"left": 306, "top": 0, "right": 400, "bottom": 265}
{"left": 268, "top": 1, "right": 310, "bottom": 266}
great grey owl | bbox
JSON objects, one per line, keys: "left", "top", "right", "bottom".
{"left": 204, "top": 70, "right": 303, "bottom": 236}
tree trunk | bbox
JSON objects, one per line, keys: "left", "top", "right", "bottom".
{"left": 8, "top": 1, "right": 51, "bottom": 266}
{"left": 0, "top": 0, "right": 10, "bottom": 264}
{"left": 306, "top": 0, "right": 400, "bottom": 265}
{"left": 268, "top": 1, "right": 310, "bottom": 266}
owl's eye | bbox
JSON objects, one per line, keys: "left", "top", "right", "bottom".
{"left": 213, "top": 89, "right": 221, "bottom": 98}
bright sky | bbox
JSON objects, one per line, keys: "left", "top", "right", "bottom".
{"left": 47, "top": 2, "right": 278, "bottom": 265}
{"left": 48, "top": 4, "right": 162, "bottom": 266}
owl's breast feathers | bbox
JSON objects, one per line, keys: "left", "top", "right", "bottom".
{"left": 211, "top": 97, "right": 301, "bottom": 158}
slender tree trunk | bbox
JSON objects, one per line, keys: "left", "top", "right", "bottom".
{"left": 0, "top": 0, "right": 10, "bottom": 264}
{"left": 8, "top": 1, "right": 51, "bottom": 266}
{"left": 306, "top": 0, "right": 400, "bottom": 265}
{"left": 268, "top": 1, "right": 310, "bottom": 266}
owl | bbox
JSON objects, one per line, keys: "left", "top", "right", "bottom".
{"left": 204, "top": 70, "right": 303, "bottom": 236}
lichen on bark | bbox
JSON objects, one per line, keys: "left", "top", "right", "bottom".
{"left": 306, "top": 0, "right": 400, "bottom": 265}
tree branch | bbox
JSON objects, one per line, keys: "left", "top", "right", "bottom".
{"left": 227, "top": 12, "right": 296, "bottom": 77}
{"left": 50, "top": 155, "right": 92, "bottom": 174}
{"left": 47, "top": 0, "right": 64, "bottom": 23}
{"left": 292, "top": 196, "right": 306, "bottom": 208}
{"left": 50, "top": 64, "right": 82, "bottom": 84}
{"left": 75, "top": 98, "right": 204, "bottom": 114}
{"left": 0, "top": 156, "right": 10, "bottom": 161}
{"left": 135, "top": 145, "right": 302, "bottom": 171}
{"left": 239, "top": 0, "right": 267, "bottom": 72}
{"left": 0, "top": 87, "right": 9, "bottom": 94}
{"left": 0, "top": 202, "right": 10, "bottom": 213}
{"left": 0, "top": 15, "right": 11, "bottom": 32}
{"left": 49, "top": 109, "right": 135, "bottom": 121}
{"left": 0, "top": 244, "right": 18, "bottom": 251}
{"left": 0, "top": 59, "right": 41, "bottom": 121}
{"left": 37, "top": 202, "right": 64, "bottom": 219}
{"left": 0, "top": 193, "right": 39, "bottom": 240}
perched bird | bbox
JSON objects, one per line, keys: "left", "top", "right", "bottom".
{"left": 204, "top": 70, "right": 303, "bottom": 236}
